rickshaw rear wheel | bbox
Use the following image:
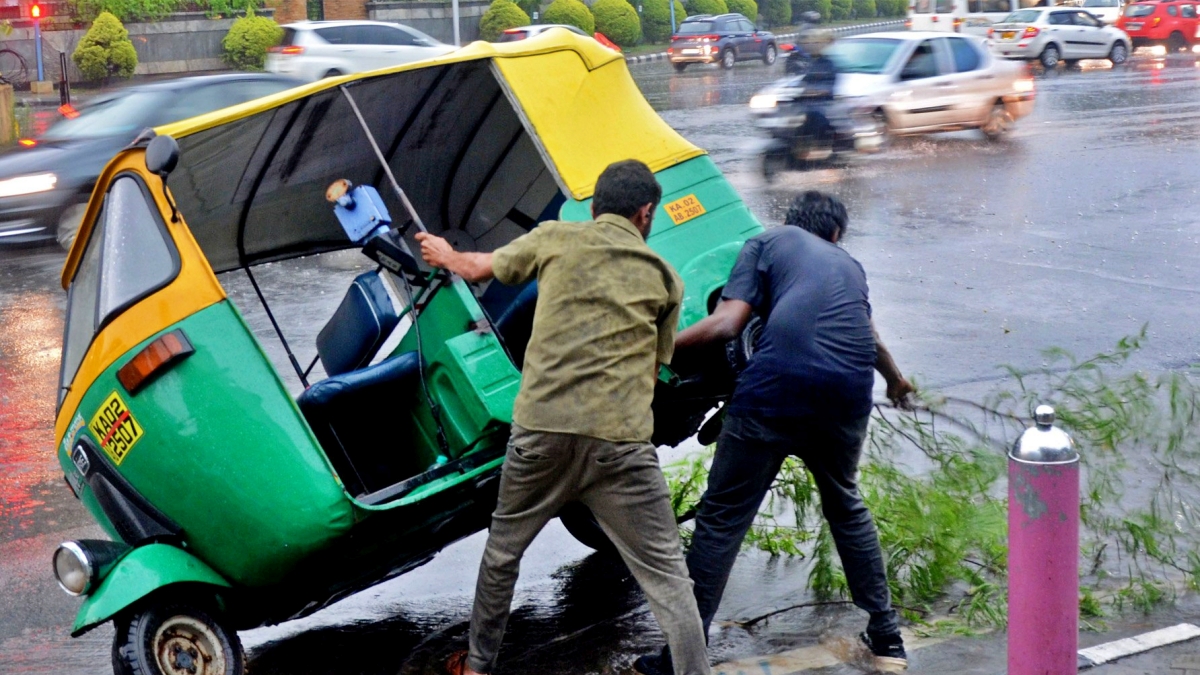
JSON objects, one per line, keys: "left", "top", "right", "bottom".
{"left": 113, "top": 600, "right": 244, "bottom": 675}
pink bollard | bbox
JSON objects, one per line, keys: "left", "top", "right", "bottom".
{"left": 1008, "top": 405, "right": 1079, "bottom": 675}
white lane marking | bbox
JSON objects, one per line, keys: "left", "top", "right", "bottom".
{"left": 1078, "top": 623, "right": 1200, "bottom": 667}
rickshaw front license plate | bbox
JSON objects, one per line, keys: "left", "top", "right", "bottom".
{"left": 89, "top": 391, "right": 144, "bottom": 465}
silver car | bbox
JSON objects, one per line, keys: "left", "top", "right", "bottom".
{"left": 1081, "top": 0, "right": 1126, "bottom": 25}
{"left": 750, "top": 32, "right": 1036, "bottom": 140}
{"left": 265, "top": 21, "right": 456, "bottom": 82}
{"left": 987, "top": 8, "right": 1132, "bottom": 68}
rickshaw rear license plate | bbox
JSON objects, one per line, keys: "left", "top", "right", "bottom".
{"left": 89, "top": 391, "right": 144, "bottom": 465}
{"left": 665, "top": 194, "right": 706, "bottom": 225}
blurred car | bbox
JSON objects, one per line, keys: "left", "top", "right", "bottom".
{"left": 750, "top": 33, "right": 1036, "bottom": 140}
{"left": 1115, "top": 0, "right": 1199, "bottom": 51}
{"left": 497, "top": 24, "right": 588, "bottom": 41}
{"left": 988, "top": 7, "right": 1132, "bottom": 67}
{"left": 1081, "top": 0, "right": 1125, "bottom": 25}
{"left": 0, "top": 74, "right": 300, "bottom": 248}
{"left": 668, "top": 13, "right": 778, "bottom": 71}
{"left": 265, "top": 20, "right": 456, "bottom": 81}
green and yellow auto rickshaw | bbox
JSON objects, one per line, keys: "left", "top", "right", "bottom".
{"left": 51, "top": 30, "right": 763, "bottom": 675}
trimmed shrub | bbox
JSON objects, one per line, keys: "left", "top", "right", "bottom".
{"left": 642, "top": 0, "right": 686, "bottom": 42}
{"left": 592, "top": 0, "right": 641, "bottom": 47}
{"left": 852, "top": 0, "right": 875, "bottom": 16}
{"left": 726, "top": 0, "right": 757, "bottom": 20}
{"left": 793, "top": 0, "right": 831, "bottom": 19}
{"left": 830, "top": 0, "right": 852, "bottom": 19}
{"left": 685, "top": 0, "right": 727, "bottom": 16}
{"left": 878, "top": 0, "right": 904, "bottom": 15}
{"left": 223, "top": 12, "right": 283, "bottom": 70}
{"left": 72, "top": 12, "right": 137, "bottom": 82}
{"left": 480, "top": 0, "right": 531, "bottom": 41}
{"left": 543, "top": 0, "right": 595, "bottom": 34}
{"left": 764, "top": 0, "right": 790, "bottom": 25}
{"left": 514, "top": 0, "right": 540, "bottom": 17}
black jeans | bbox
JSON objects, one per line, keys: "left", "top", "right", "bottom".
{"left": 687, "top": 412, "right": 898, "bottom": 637}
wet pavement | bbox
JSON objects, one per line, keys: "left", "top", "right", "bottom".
{"left": 3, "top": 51, "right": 1200, "bottom": 673}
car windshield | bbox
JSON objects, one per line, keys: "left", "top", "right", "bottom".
{"left": 678, "top": 21, "right": 714, "bottom": 33}
{"left": 1083, "top": 0, "right": 1118, "bottom": 7}
{"left": 823, "top": 38, "right": 902, "bottom": 74}
{"left": 1123, "top": 3, "right": 1155, "bottom": 15}
{"left": 1001, "top": 9, "right": 1042, "bottom": 21}
{"left": 41, "top": 91, "right": 160, "bottom": 141}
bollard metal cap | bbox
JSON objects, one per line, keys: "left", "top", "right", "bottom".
{"left": 1011, "top": 405, "right": 1078, "bottom": 464}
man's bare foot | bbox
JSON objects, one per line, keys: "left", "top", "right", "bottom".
{"left": 445, "top": 650, "right": 486, "bottom": 675}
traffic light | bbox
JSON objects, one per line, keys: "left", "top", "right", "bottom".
{"left": 30, "top": 3, "right": 41, "bottom": 18}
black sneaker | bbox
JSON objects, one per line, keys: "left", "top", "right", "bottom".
{"left": 632, "top": 651, "right": 672, "bottom": 675}
{"left": 860, "top": 631, "right": 908, "bottom": 672}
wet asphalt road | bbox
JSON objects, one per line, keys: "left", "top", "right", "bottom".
{"left": 3, "top": 52, "right": 1200, "bottom": 674}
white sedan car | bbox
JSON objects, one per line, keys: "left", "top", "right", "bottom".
{"left": 987, "top": 8, "right": 1132, "bottom": 68}
{"left": 751, "top": 32, "right": 1036, "bottom": 140}
{"left": 266, "top": 21, "right": 456, "bottom": 81}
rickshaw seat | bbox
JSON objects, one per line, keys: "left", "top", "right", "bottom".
{"left": 316, "top": 271, "right": 401, "bottom": 378}
{"left": 297, "top": 351, "right": 427, "bottom": 497}
{"left": 492, "top": 281, "right": 538, "bottom": 369}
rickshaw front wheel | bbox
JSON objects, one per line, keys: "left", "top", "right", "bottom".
{"left": 113, "top": 601, "right": 244, "bottom": 675}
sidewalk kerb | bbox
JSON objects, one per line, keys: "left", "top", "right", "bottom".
{"left": 624, "top": 19, "right": 907, "bottom": 65}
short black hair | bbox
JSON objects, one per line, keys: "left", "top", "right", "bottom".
{"left": 784, "top": 191, "right": 847, "bottom": 242}
{"left": 592, "top": 160, "right": 662, "bottom": 219}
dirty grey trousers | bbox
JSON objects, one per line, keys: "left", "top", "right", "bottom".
{"left": 467, "top": 425, "right": 711, "bottom": 675}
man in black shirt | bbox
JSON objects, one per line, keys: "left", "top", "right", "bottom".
{"left": 636, "top": 191, "right": 913, "bottom": 674}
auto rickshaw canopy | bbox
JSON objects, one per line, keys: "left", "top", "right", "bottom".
{"left": 76, "top": 30, "right": 705, "bottom": 278}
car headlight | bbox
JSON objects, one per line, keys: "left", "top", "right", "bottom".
{"left": 0, "top": 172, "right": 57, "bottom": 198}
{"left": 749, "top": 94, "right": 778, "bottom": 110}
{"left": 1014, "top": 78, "right": 1035, "bottom": 93}
{"left": 53, "top": 542, "right": 93, "bottom": 596}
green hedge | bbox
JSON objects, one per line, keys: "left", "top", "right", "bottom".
{"left": 876, "top": 0, "right": 904, "bottom": 15}
{"left": 72, "top": 12, "right": 138, "bottom": 81}
{"left": 543, "top": 0, "right": 595, "bottom": 33}
{"left": 793, "top": 0, "right": 832, "bottom": 18}
{"left": 480, "top": 0, "right": 531, "bottom": 40}
{"left": 726, "top": 0, "right": 757, "bottom": 20}
{"left": 685, "top": 0, "right": 727, "bottom": 16}
{"left": 764, "top": 0, "right": 790, "bottom": 25}
{"left": 592, "top": 0, "right": 641, "bottom": 46}
{"left": 830, "top": 0, "right": 851, "bottom": 19}
{"left": 642, "top": 0, "right": 685, "bottom": 41}
{"left": 852, "top": 0, "right": 875, "bottom": 16}
{"left": 223, "top": 12, "right": 282, "bottom": 70}
{"left": 68, "top": 0, "right": 255, "bottom": 22}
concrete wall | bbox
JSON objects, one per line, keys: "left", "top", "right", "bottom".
{"left": 366, "top": 0, "right": 489, "bottom": 44}
{"left": 3, "top": 9, "right": 275, "bottom": 82}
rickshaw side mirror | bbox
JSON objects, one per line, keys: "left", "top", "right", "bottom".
{"left": 145, "top": 135, "right": 180, "bottom": 178}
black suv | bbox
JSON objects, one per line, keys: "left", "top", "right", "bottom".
{"left": 668, "top": 13, "right": 778, "bottom": 71}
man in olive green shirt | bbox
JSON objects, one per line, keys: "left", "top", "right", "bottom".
{"left": 416, "top": 160, "right": 710, "bottom": 675}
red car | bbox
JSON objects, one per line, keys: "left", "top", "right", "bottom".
{"left": 1116, "top": 0, "right": 1200, "bottom": 51}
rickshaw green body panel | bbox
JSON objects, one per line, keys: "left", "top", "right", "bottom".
{"left": 72, "top": 544, "right": 230, "bottom": 636}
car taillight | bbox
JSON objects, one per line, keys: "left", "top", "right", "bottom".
{"left": 987, "top": 27, "right": 994, "bottom": 37}
{"left": 700, "top": 34, "right": 720, "bottom": 41}
{"left": 904, "top": 17, "right": 913, "bottom": 29}
{"left": 953, "top": 16, "right": 964, "bottom": 31}
{"left": 272, "top": 45, "right": 304, "bottom": 55}
{"left": 503, "top": 28, "right": 526, "bottom": 35}
{"left": 18, "top": 138, "right": 36, "bottom": 147}
{"left": 1023, "top": 26, "right": 1039, "bottom": 37}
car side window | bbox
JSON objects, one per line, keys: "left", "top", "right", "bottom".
{"left": 360, "top": 25, "right": 415, "bottom": 45}
{"left": 915, "top": 0, "right": 931, "bottom": 12}
{"left": 739, "top": 19, "right": 755, "bottom": 31}
{"left": 315, "top": 26, "right": 355, "bottom": 44}
{"left": 1072, "top": 10, "right": 1101, "bottom": 25}
{"left": 1048, "top": 11, "right": 1072, "bottom": 23}
{"left": 936, "top": 0, "right": 953, "bottom": 11}
{"left": 1167, "top": 4, "right": 1178, "bottom": 15}
{"left": 901, "top": 40, "right": 941, "bottom": 79}
{"left": 1183, "top": 4, "right": 1197, "bottom": 18}
{"left": 949, "top": 37, "right": 982, "bottom": 72}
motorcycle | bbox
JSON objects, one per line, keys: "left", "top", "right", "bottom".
{"left": 749, "top": 57, "right": 887, "bottom": 178}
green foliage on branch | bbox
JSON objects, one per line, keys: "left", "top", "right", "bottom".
{"left": 222, "top": 12, "right": 282, "bottom": 70}
{"left": 480, "top": 0, "right": 531, "bottom": 41}
{"left": 830, "top": 0, "right": 852, "bottom": 19}
{"left": 726, "top": 0, "right": 758, "bottom": 20}
{"left": 852, "top": 0, "right": 876, "bottom": 16}
{"left": 686, "top": 0, "right": 728, "bottom": 16}
{"left": 763, "top": 0, "right": 790, "bottom": 25}
{"left": 592, "top": 0, "right": 641, "bottom": 47}
{"left": 667, "top": 329, "right": 1200, "bottom": 632}
{"left": 641, "top": 0, "right": 686, "bottom": 42}
{"left": 72, "top": 12, "right": 138, "bottom": 82}
{"left": 543, "top": 0, "right": 595, "bottom": 34}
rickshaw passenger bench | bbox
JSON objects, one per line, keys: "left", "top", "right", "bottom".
{"left": 298, "top": 271, "right": 431, "bottom": 498}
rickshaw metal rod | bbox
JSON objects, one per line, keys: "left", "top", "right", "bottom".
{"left": 244, "top": 265, "right": 310, "bottom": 389}
{"left": 339, "top": 85, "right": 429, "bottom": 235}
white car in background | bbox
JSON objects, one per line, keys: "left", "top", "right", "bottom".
{"left": 1081, "top": 0, "right": 1125, "bottom": 25}
{"left": 988, "top": 8, "right": 1132, "bottom": 68}
{"left": 266, "top": 21, "right": 456, "bottom": 81}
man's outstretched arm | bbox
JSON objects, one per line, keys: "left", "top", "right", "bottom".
{"left": 415, "top": 232, "right": 495, "bottom": 283}
{"left": 675, "top": 299, "right": 754, "bottom": 351}
{"left": 872, "top": 319, "right": 914, "bottom": 408}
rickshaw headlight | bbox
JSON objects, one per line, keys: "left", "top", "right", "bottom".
{"left": 53, "top": 542, "right": 93, "bottom": 596}
{"left": 0, "top": 172, "right": 57, "bottom": 198}
{"left": 749, "top": 94, "right": 778, "bottom": 110}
